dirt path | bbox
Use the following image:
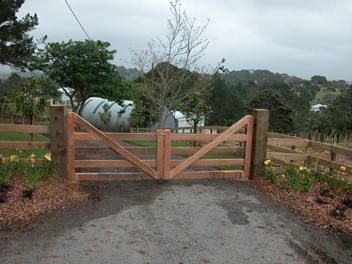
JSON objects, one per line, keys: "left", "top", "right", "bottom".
{"left": 1, "top": 180, "right": 351, "bottom": 263}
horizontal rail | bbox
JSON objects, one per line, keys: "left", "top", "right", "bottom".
{"left": 268, "top": 138, "right": 307, "bottom": 147}
{"left": 76, "top": 146, "right": 244, "bottom": 156}
{"left": 307, "top": 155, "right": 352, "bottom": 173}
{"left": 0, "top": 141, "right": 50, "bottom": 149}
{"left": 75, "top": 159, "right": 244, "bottom": 168}
{"left": 267, "top": 152, "right": 308, "bottom": 161}
{"left": 309, "top": 141, "right": 352, "bottom": 157}
{"left": 0, "top": 124, "right": 49, "bottom": 133}
{"left": 170, "top": 133, "right": 247, "bottom": 141}
{"left": 75, "top": 170, "right": 244, "bottom": 181}
{"left": 74, "top": 132, "right": 247, "bottom": 142}
{"left": 74, "top": 132, "right": 155, "bottom": 141}
{"left": 267, "top": 144, "right": 301, "bottom": 154}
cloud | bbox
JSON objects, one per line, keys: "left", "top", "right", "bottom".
{"left": 16, "top": 0, "right": 352, "bottom": 80}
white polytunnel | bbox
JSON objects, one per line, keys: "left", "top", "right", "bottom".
{"left": 79, "top": 97, "right": 134, "bottom": 132}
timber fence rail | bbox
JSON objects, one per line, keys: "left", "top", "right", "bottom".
{"left": 267, "top": 132, "right": 352, "bottom": 175}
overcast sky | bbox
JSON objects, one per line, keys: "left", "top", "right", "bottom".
{"left": 14, "top": 0, "right": 352, "bottom": 80}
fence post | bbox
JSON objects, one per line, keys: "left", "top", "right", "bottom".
{"left": 66, "top": 112, "right": 75, "bottom": 180}
{"left": 250, "top": 109, "right": 269, "bottom": 179}
{"left": 49, "top": 105, "right": 67, "bottom": 178}
{"left": 156, "top": 130, "right": 164, "bottom": 180}
{"left": 163, "top": 130, "right": 171, "bottom": 180}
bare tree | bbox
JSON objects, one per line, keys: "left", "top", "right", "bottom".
{"left": 132, "top": 0, "right": 222, "bottom": 128}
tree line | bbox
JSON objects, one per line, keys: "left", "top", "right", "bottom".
{"left": 1, "top": 0, "right": 351, "bottom": 138}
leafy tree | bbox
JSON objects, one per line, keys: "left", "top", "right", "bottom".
{"left": 316, "top": 87, "right": 352, "bottom": 134}
{"left": 35, "top": 39, "right": 126, "bottom": 114}
{"left": 311, "top": 75, "right": 328, "bottom": 85}
{"left": 0, "top": 0, "right": 40, "bottom": 67}
{"left": 249, "top": 89, "right": 294, "bottom": 133}
{"left": 177, "top": 89, "right": 211, "bottom": 133}
{"left": 15, "top": 77, "right": 59, "bottom": 124}
{"left": 207, "top": 77, "right": 245, "bottom": 126}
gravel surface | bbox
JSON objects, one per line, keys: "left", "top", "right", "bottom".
{"left": 1, "top": 180, "right": 352, "bottom": 263}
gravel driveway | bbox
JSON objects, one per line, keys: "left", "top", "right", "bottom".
{"left": 1, "top": 180, "right": 352, "bottom": 263}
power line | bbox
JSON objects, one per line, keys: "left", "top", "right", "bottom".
{"left": 64, "top": 0, "right": 91, "bottom": 40}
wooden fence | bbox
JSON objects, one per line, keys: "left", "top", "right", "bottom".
{"left": 267, "top": 132, "right": 352, "bottom": 175}
{"left": 68, "top": 111, "right": 269, "bottom": 181}
{"left": 1, "top": 106, "right": 271, "bottom": 181}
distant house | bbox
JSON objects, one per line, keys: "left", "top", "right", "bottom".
{"left": 311, "top": 104, "right": 327, "bottom": 113}
{"left": 49, "top": 88, "right": 76, "bottom": 106}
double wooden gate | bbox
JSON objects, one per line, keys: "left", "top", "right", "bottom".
{"left": 66, "top": 112, "right": 255, "bottom": 181}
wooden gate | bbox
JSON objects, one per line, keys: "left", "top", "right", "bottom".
{"left": 66, "top": 112, "right": 256, "bottom": 181}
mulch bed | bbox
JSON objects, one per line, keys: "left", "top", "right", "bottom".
{"left": 247, "top": 178, "right": 352, "bottom": 233}
{"left": 0, "top": 177, "right": 89, "bottom": 229}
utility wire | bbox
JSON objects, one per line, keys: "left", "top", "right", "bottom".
{"left": 64, "top": 0, "right": 91, "bottom": 40}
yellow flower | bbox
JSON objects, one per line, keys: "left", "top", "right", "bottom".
{"left": 0, "top": 154, "right": 4, "bottom": 163}
{"left": 10, "top": 155, "right": 19, "bottom": 163}
{"left": 299, "top": 166, "right": 305, "bottom": 171}
{"left": 264, "top": 159, "right": 271, "bottom": 166}
{"left": 340, "top": 166, "right": 346, "bottom": 172}
{"left": 44, "top": 153, "right": 51, "bottom": 162}
{"left": 28, "top": 154, "right": 36, "bottom": 167}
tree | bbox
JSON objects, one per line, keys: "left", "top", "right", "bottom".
{"left": 249, "top": 89, "right": 294, "bottom": 133}
{"left": 36, "top": 39, "right": 126, "bottom": 114}
{"left": 15, "top": 77, "right": 59, "bottom": 124}
{"left": 207, "top": 77, "right": 245, "bottom": 126}
{"left": 132, "top": 0, "right": 222, "bottom": 128}
{"left": 311, "top": 75, "right": 328, "bottom": 85}
{"left": 316, "top": 87, "right": 352, "bottom": 134}
{"left": 0, "top": 0, "right": 40, "bottom": 67}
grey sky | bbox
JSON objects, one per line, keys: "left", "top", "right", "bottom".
{"left": 16, "top": 0, "right": 352, "bottom": 80}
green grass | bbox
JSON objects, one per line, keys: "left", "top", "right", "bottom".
{"left": 0, "top": 132, "right": 49, "bottom": 142}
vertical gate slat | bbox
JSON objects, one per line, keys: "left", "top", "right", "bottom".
{"left": 156, "top": 130, "right": 164, "bottom": 180}
{"left": 243, "top": 116, "right": 254, "bottom": 178}
{"left": 66, "top": 112, "right": 75, "bottom": 180}
{"left": 163, "top": 130, "right": 171, "bottom": 179}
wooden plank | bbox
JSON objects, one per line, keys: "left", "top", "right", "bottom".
{"left": 268, "top": 132, "right": 300, "bottom": 139}
{"left": 170, "top": 115, "right": 252, "bottom": 179}
{"left": 307, "top": 155, "right": 352, "bottom": 173}
{"left": 268, "top": 138, "right": 307, "bottom": 147}
{"left": 267, "top": 152, "right": 308, "bottom": 161}
{"left": 75, "top": 146, "right": 243, "bottom": 156}
{"left": 310, "top": 141, "right": 352, "bottom": 157}
{"left": 75, "top": 159, "right": 244, "bottom": 168}
{"left": 250, "top": 109, "right": 269, "bottom": 179}
{"left": 163, "top": 130, "right": 171, "bottom": 179}
{"left": 0, "top": 124, "right": 49, "bottom": 133}
{"left": 156, "top": 130, "right": 164, "bottom": 180}
{"left": 66, "top": 112, "right": 75, "bottom": 181}
{"left": 49, "top": 105, "right": 67, "bottom": 177}
{"left": 267, "top": 144, "right": 300, "bottom": 154}
{"left": 74, "top": 114, "right": 157, "bottom": 179}
{"left": 74, "top": 132, "right": 155, "bottom": 141}
{"left": 75, "top": 170, "right": 243, "bottom": 181}
{"left": 0, "top": 141, "right": 50, "bottom": 149}
{"left": 243, "top": 116, "right": 253, "bottom": 177}
{"left": 170, "top": 133, "right": 247, "bottom": 141}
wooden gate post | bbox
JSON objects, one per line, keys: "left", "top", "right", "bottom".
{"left": 156, "top": 130, "right": 164, "bottom": 180}
{"left": 49, "top": 105, "right": 67, "bottom": 177}
{"left": 156, "top": 129, "right": 171, "bottom": 180}
{"left": 250, "top": 109, "right": 269, "bottom": 179}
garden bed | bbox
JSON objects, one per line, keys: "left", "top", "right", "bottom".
{"left": 0, "top": 177, "right": 88, "bottom": 229}
{"left": 248, "top": 177, "right": 352, "bottom": 233}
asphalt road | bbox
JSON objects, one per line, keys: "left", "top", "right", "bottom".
{"left": 1, "top": 180, "right": 352, "bottom": 264}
